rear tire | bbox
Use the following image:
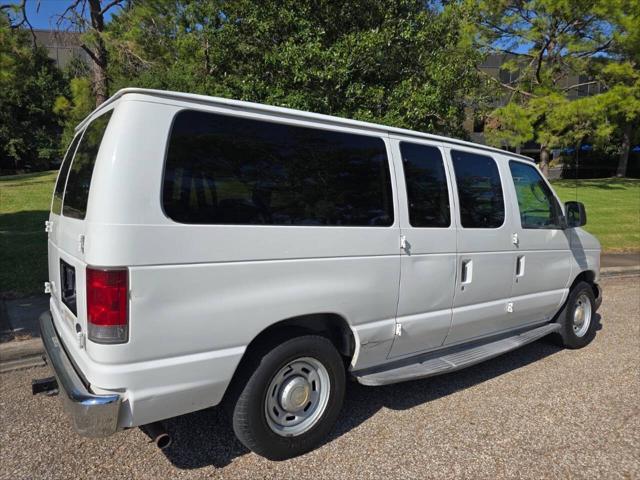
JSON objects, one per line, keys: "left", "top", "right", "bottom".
{"left": 230, "top": 335, "right": 345, "bottom": 460}
{"left": 555, "top": 281, "right": 597, "bottom": 349}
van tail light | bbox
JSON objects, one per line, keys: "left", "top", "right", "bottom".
{"left": 86, "top": 267, "right": 128, "bottom": 344}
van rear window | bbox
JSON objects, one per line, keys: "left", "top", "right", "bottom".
{"left": 162, "top": 110, "right": 393, "bottom": 226}
{"left": 51, "top": 134, "right": 82, "bottom": 215}
{"left": 62, "top": 111, "right": 113, "bottom": 219}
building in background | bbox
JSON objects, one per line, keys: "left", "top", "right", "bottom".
{"left": 33, "top": 29, "right": 88, "bottom": 69}
{"left": 466, "top": 53, "right": 604, "bottom": 160}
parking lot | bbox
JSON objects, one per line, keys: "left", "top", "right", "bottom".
{"left": 1, "top": 275, "right": 638, "bottom": 479}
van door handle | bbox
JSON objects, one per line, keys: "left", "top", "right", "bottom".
{"left": 461, "top": 259, "right": 473, "bottom": 284}
{"left": 516, "top": 255, "right": 525, "bottom": 277}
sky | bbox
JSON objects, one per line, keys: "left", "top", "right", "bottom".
{"left": 7, "top": 0, "right": 117, "bottom": 30}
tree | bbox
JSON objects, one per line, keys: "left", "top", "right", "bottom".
{"left": 104, "top": 0, "right": 487, "bottom": 137}
{"left": 601, "top": 0, "right": 640, "bottom": 176}
{"left": 473, "top": 0, "right": 621, "bottom": 176}
{"left": 53, "top": 76, "right": 94, "bottom": 148}
{"left": 0, "top": 14, "right": 67, "bottom": 171}
{"left": 55, "top": 0, "right": 127, "bottom": 106}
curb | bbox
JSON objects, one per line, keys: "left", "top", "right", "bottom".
{"left": 600, "top": 266, "right": 640, "bottom": 278}
{"left": 0, "top": 337, "right": 45, "bottom": 373}
{"left": 0, "top": 355, "right": 45, "bottom": 373}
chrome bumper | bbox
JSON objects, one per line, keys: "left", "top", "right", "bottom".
{"left": 39, "top": 311, "right": 121, "bottom": 437}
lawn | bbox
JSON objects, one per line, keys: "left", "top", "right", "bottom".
{"left": 551, "top": 178, "right": 640, "bottom": 253}
{"left": 0, "top": 172, "right": 638, "bottom": 298}
{"left": 0, "top": 171, "right": 57, "bottom": 298}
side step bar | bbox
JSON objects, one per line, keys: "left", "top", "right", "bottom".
{"left": 355, "top": 323, "right": 560, "bottom": 387}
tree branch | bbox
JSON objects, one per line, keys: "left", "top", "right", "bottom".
{"left": 1, "top": 0, "right": 36, "bottom": 46}
{"left": 562, "top": 80, "right": 600, "bottom": 92}
{"left": 476, "top": 66, "right": 537, "bottom": 98}
{"left": 99, "top": 0, "right": 124, "bottom": 16}
{"left": 80, "top": 42, "right": 101, "bottom": 65}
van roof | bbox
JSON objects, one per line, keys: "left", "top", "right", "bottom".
{"left": 79, "top": 87, "right": 534, "bottom": 163}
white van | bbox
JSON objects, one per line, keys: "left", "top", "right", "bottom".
{"left": 36, "top": 88, "right": 601, "bottom": 460}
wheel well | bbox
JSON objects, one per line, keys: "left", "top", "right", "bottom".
{"left": 572, "top": 270, "right": 595, "bottom": 286}
{"left": 245, "top": 313, "right": 355, "bottom": 360}
{"left": 571, "top": 270, "right": 598, "bottom": 296}
{"left": 221, "top": 314, "right": 355, "bottom": 409}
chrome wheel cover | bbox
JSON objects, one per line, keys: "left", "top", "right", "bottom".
{"left": 265, "top": 357, "right": 331, "bottom": 437}
{"left": 572, "top": 293, "right": 592, "bottom": 338}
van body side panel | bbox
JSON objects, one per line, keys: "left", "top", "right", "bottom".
{"left": 128, "top": 256, "right": 399, "bottom": 365}
{"left": 569, "top": 228, "right": 601, "bottom": 282}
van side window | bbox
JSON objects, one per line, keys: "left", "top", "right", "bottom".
{"left": 451, "top": 150, "right": 505, "bottom": 228}
{"left": 509, "top": 161, "right": 563, "bottom": 229}
{"left": 400, "top": 142, "right": 450, "bottom": 227}
{"left": 162, "top": 110, "right": 394, "bottom": 226}
{"left": 52, "top": 134, "right": 82, "bottom": 215}
{"left": 62, "top": 111, "right": 113, "bottom": 220}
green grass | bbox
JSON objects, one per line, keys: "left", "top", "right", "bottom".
{"left": 0, "top": 172, "right": 638, "bottom": 298}
{"left": 0, "top": 171, "right": 57, "bottom": 298}
{"left": 551, "top": 178, "right": 640, "bottom": 253}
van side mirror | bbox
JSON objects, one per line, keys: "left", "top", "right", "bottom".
{"left": 565, "top": 201, "right": 587, "bottom": 228}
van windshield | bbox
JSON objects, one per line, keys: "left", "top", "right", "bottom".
{"left": 62, "top": 110, "right": 113, "bottom": 220}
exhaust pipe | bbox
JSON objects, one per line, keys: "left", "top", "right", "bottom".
{"left": 143, "top": 422, "right": 172, "bottom": 450}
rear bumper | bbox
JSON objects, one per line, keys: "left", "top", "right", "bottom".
{"left": 39, "top": 311, "right": 121, "bottom": 437}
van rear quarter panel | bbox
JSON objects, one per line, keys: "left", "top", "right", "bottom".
{"left": 84, "top": 96, "right": 401, "bottom": 374}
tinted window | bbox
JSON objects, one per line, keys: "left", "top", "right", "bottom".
{"left": 400, "top": 142, "right": 450, "bottom": 227}
{"left": 52, "top": 134, "right": 81, "bottom": 215}
{"left": 451, "top": 150, "right": 504, "bottom": 228}
{"left": 163, "top": 110, "right": 393, "bottom": 226}
{"left": 63, "top": 111, "right": 113, "bottom": 219}
{"left": 509, "top": 161, "right": 563, "bottom": 229}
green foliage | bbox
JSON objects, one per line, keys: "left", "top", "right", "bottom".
{"left": 104, "top": 0, "right": 486, "bottom": 137}
{"left": 475, "top": 0, "right": 639, "bottom": 175}
{"left": 0, "top": 17, "right": 67, "bottom": 171}
{"left": 54, "top": 77, "right": 94, "bottom": 149}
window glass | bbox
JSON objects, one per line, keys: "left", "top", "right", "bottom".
{"left": 162, "top": 110, "right": 394, "bottom": 226}
{"left": 509, "top": 161, "right": 563, "bottom": 229}
{"left": 51, "top": 134, "right": 81, "bottom": 215}
{"left": 451, "top": 150, "right": 504, "bottom": 228}
{"left": 63, "top": 111, "right": 113, "bottom": 219}
{"left": 400, "top": 142, "right": 450, "bottom": 227}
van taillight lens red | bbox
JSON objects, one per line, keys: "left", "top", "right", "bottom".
{"left": 86, "top": 267, "right": 128, "bottom": 343}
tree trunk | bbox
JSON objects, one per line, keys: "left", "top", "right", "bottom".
{"left": 539, "top": 144, "right": 550, "bottom": 177}
{"left": 88, "top": 0, "right": 108, "bottom": 106}
{"left": 616, "top": 123, "right": 632, "bottom": 178}
{"left": 91, "top": 41, "right": 108, "bottom": 106}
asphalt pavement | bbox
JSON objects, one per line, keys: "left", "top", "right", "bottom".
{"left": 0, "top": 275, "right": 638, "bottom": 479}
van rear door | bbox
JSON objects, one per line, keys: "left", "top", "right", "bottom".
{"left": 47, "top": 110, "right": 114, "bottom": 340}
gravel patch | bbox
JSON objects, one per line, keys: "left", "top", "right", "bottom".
{"left": 1, "top": 276, "right": 638, "bottom": 479}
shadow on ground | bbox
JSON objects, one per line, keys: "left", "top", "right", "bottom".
{"left": 0, "top": 210, "right": 50, "bottom": 299}
{"left": 152, "top": 315, "right": 601, "bottom": 470}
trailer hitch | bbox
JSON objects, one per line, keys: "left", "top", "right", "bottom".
{"left": 32, "top": 376, "right": 59, "bottom": 396}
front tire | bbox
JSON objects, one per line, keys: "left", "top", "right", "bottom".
{"left": 555, "top": 281, "right": 597, "bottom": 349}
{"left": 231, "top": 335, "right": 345, "bottom": 460}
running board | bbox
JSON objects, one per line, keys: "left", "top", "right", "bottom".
{"left": 355, "top": 323, "right": 560, "bottom": 387}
